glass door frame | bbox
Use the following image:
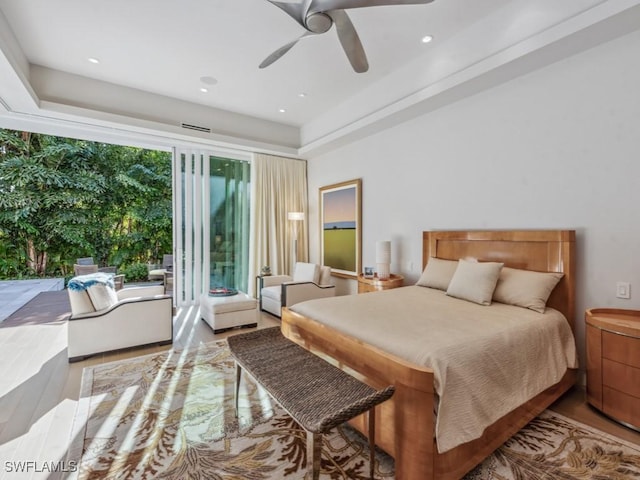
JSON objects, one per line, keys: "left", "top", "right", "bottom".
{"left": 172, "top": 147, "right": 251, "bottom": 307}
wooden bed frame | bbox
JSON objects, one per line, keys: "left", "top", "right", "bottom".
{"left": 281, "top": 230, "right": 577, "bottom": 480}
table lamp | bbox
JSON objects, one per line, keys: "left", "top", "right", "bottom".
{"left": 376, "top": 240, "right": 391, "bottom": 280}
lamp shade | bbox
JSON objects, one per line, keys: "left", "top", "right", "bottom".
{"left": 288, "top": 212, "right": 304, "bottom": 221}
{"left": 375, "top": 241, "right": 391, "bottom": 264}
{"left": 376, "top": 240, "right": 391, "bottom": 280}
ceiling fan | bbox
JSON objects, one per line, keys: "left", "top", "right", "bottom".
{"left": 260, "top": 0, "right": 435, "bottom": 73}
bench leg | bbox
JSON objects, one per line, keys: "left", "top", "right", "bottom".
{"left": 234, "top": 362, "right": 242, "bottom": 418}
{"left": 368, "top": 409, "right": 376, "bottom": 480}
{"left": 306, "top": 431, "right": 322, "bottom": 480}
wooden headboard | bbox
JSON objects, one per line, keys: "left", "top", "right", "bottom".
{"left": 422, "top": 230, "right": 576, "bottom": 331}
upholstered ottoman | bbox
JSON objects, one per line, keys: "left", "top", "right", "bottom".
{"left": 200, "top": 291, "right": 258, "bottom": 334}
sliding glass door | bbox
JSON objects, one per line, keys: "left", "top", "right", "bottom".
{"left": 209, "top": 156, "right": 250, "bottom": 292}
{"left": 173, "top": 148, "right": 250, "bottom": 306}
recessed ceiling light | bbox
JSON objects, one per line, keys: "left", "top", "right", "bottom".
{"left": 421, "top": 35, "right": 434, "bottom": 44}
{"left": 298, "top": 93, "right": 307, "bottom": 98}
{"left": 279, "top": 108, "right": 286, "bottom": 113}
{"left": 200, "top": 76, "right": 218, "bottom": 85}
{"left": 88, "top": 57, "right": 100, "bottom": 64}
{"left": 200, "top": 88, "right": 208, "bottom": 93}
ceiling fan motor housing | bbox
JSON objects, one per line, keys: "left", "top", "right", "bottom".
{"left": 262, "top": 0, "right": 434, "bottom": 72}
{"left": 305, "top": 11, "right": 332, "bottom": 33}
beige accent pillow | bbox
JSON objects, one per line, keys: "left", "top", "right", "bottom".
{"left": 293, "top": 262, "right": 320, "bottom": 283}
{"left": 319, "top": 266, "right": 332, "bottom": 286}
{"left": 416, "top": 257, "right": 459, "bottom": 291}
{"left": 86, "top": 284, "right": 119, "bottom": 311}
{"left": 446, "top": 259, "right": 504, "bottom": 305}
{"left": 68, "top": 289, "right": 95, "bottom": 315}
{"left": 493, "top": 267, "right": 564, "bottom": 313}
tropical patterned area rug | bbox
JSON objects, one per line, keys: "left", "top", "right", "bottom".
{"left": 67, "top": 340, "right": 640, "bottom": 480}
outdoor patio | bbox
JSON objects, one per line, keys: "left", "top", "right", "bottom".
{"left": 0, "top": 278, "right": 65, "bottom": 323}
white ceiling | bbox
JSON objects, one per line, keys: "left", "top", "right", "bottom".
{"left": 0, "top": 0, "right": 639, "bottom": 156}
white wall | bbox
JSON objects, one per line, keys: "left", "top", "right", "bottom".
{"left": 306, "top": 28, "right": 640, "bottom": 367}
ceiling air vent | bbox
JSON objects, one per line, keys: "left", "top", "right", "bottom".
{"left": 181, "top": 123, "right": 211, "bottom": 133}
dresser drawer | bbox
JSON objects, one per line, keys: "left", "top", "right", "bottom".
{"left": 602, "top": 331, "right": 640, "bottom": 368}
{"left": 603, "top": 386, "right": 640, "bottom": 429}
{"left": 602, "top": 358, "right": 640, "bottom": 398}
{"left": 586, "top": 309, "right": 640, "bottom": 430}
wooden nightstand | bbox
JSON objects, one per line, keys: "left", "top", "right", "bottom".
{"left": 357, "top": 274, "right": 404, "bottom": 293}
{"left": 585, "top": 308, "right": 640, "bottom": 431}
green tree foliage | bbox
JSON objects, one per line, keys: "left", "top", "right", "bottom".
{"left": 0, "top": 128, "right": 172, "bottom": 278}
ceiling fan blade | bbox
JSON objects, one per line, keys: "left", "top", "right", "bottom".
{"left": 265, "top": 1, "right": 306, "bottom": 27}
{"left": 302, "top": 0, "right": 314, "bottom": 17}
{"left": 310, "top": 0, "right": 434, "bottom": 12}
{"left": 329, "top": 10, "right": 368, "bottom": 73}
{"left": 259, "top": 32, "right": 312, "bottom": 69}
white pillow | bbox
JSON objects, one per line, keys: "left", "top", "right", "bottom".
{"left": 493, "top": 267, "right": 564, "bottom": 313}
{"left": 86, "top": 284, "right": 119, "bottom": 311}
{"left": 446, "top": 259, "right": 503, "bottom": 305}
{"left": 293, "top": 262, "right": 320, "bottom": 283}
{"left": 416, "top": 257, "right": 458, "bottom": 291}
{"left": 68, "top": 289, "right": 95, "bottom": 315}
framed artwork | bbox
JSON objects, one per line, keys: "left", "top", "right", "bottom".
{"left": 319, "top": 178, "right": 362, "bottom": 279}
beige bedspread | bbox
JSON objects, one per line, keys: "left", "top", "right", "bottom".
{"left": 289, "top": 286, "right": 578, "bottom": 453}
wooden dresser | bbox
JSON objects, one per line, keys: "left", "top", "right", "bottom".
{"left": 357, "top": 273, "right": 404, "bottom": 293}
{"left": 585, "top": 308, "right": 640, "bottom": 431}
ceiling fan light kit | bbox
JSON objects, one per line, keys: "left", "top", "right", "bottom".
{"left": 261, "top": 0, "right": 435, "bottom": 73}
{"left": 306, "top": 12, "right": 333, "bottom": 33}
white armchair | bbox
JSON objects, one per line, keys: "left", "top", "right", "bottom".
{"left": 67, "top": 273, "right": 173, "bottom": 362}
{"left": 259, "top": 262, "right": 336, "bottom": 317}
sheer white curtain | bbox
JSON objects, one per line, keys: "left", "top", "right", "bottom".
{"left": 249, "top": 153, "right": 308, "bottom": 296}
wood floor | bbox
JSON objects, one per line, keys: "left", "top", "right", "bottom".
{"left": 0, "top": 293, "right": 637, "bottom": 480}
{"left": 0, "top": 294, "right": 279, "bottom": 480}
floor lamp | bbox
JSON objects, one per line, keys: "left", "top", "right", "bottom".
{"left": 288, "top": 212, "right": 304, "bottom": 273}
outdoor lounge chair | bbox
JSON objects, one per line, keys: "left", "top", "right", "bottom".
{"left": 73, "top": 264, "right": 98, "bottom": 276}
{"left": 75, "top": 257, "right": 118, "bottom": 275}
{"left": 76, "top": 257, "right": 95, "bottom": 265}
{"left": 148, "top": 254, "right": 173, "bottom": 281}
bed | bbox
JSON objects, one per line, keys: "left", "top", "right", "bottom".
{"left": 281, "top": 230, "right": 577, "bottom": 480}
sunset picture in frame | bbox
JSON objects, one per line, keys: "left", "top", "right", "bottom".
{"left": 319, "top": 179, "right": 362, "bottom": 278}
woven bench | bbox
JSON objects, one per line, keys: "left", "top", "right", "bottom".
{"left": 227, "top": 327, "right": 394, "bottom": 480}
